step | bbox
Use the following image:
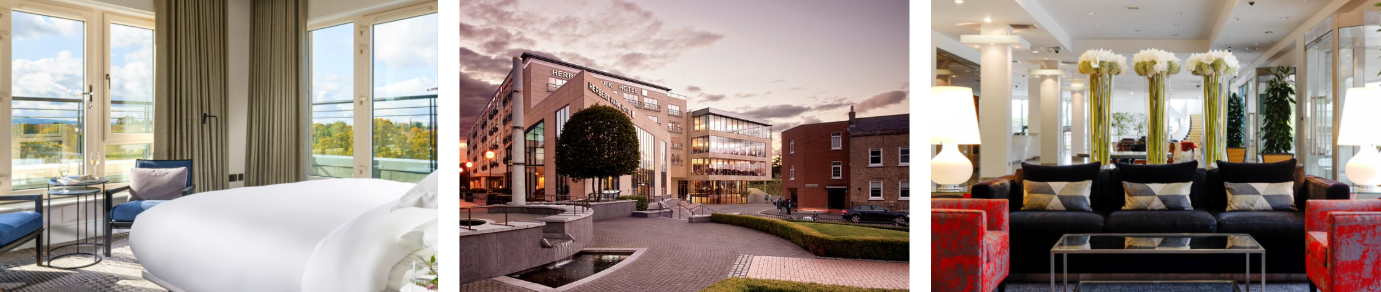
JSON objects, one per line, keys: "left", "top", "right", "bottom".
{"left": 688, "top": 215, "right": 712, "bottom": 223}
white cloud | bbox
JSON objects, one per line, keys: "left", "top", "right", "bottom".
{"left": 374, "top": 14, "right": 438, "bottom": 69}
{"left": 374, "top": 77, "right": 437, "bottom": 97}
{"left": 12, "top": 51, "right": 84, "bottom": 98}
{"left": 314, "top": 73, "right": 352, "bottom": 102}
{"left": 12, "top": 12, "right": 82, "bottom": 41}
{"left": 111, "top": 24, "right": 153, "bottom": 48}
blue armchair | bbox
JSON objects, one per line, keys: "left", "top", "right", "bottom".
{"left": 104, "top": 159, "right": 195, "bottom": 256}
{"left": 0, "top": 195, "right": 44, "bottom": 266}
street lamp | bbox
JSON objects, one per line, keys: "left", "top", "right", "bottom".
{"left": 484, "top": 150, "right": 496, "bottom": 197}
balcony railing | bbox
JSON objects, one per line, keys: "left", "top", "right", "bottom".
{"left": 668, "top": 126, "right": 684, "bottom": 134}
{"left": 547, "top": 83, "right": 563, "bottom": 92}
{"left": 643, "top": 103, "right": 660, "bottom": 112}
{"left": 668, "top": 109, "right": 682, "bottom": 117}
{"left": 625, "top": 99, "right": 642, "bottom": 109}
{"left": 312, "top": 94, "right": 438, "bottom": 183}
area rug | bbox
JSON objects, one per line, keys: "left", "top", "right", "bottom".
{"left": 1008, "top": 281, "right": 1307, "bottom": 292}
{"left": 0, "top": 233, "right": 165, "bottom": 292}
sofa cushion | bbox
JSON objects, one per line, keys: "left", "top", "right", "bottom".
{"left": 1215, "top": 211, "right": 1305, "bottom": 237}
{"left": 1218, "top": 158, "right": 1297, "bottom": 183}
{"left": 1225, "top": 182, "right": 1297, "bottom": 211}
{"left": 0, "top": 211, "right": 41, "bottom": 246}
{"left": 1022, "top": 162, "right": 1102, "bottom": 182}
{"left": 1010, "top": 211, "right": 1105, "bottom": 233}
{"left": 1104, "top": 210, "right": 1217, "bottom": 233}
{"left": 1121, "top": 181, "right": 1194, "bottom": 210}
{"left": 1021, "top": 180, "right": 1093, "bottom": 211}
{"left": 1117, "top": 161, "right": 1198, "bottom": 183}
{"left": 111, "top": 200, "right": 168, "bottom": 222}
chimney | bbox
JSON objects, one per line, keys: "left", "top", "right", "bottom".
{"left": 848, "top": 105, "right": 856, "bottom": 125}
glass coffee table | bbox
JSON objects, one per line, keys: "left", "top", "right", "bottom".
{"left": 1050, "top": 233, "right": 1264, "bottom": 292}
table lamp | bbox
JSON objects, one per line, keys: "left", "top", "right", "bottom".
{"left": 932, "top": 86, "right": 982, "bottom": 191}
{"left": 1339, "top": 87, "right": 1381, "bottom": 191}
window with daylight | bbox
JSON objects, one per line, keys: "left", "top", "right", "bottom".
{"left": 869, "top": 181, "right": 883, "bottom": 199}
{"left": 899, "top": 147, "right": 910, "bottom": 166}
{"left": 310, "top": 23, "right": 355, "bottom": 178}
{"left": 869, "top": 148, "right": 882, "bottom": 166}
{"left": 831, "top": 132, "right": 842, "bottom": 150}
{"left": 643, "top": 97, "right": 659, "bottom": 111}
{"left": 900, "top": 181, "right": 909, "bottom": 200}
{"left": 789, "top": 139, "right": 795, "bottom": 154}
{"left": 547, "top": 77, "right": 566, "bottom": 92}
{"left": 555, "top": 106, "right": 569, "bottom": 138}
{"left": 668, "top": 104, "right": 681, "bottom": 117}
{"left": 790, "top": 165, "right": 795, "bottom": 180}
{"left": 831, "top": 161, "right": 842, "bottom": 179}
{"left": 305, "top": 3, "right": 437, "bottom": 183}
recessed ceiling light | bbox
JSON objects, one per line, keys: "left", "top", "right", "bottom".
{"left": 1255, "top": 42, "right": 1261, "bottom": 45}
{"left": 1126, "top": 6, "right": 1140, "bottom": 10}
{"left": 984, "top": 17, "right": 992, "bottom": 23}
{"left": 955, "top": 0, "right": 963, "bottom": 3}
{"left": 1266, "top": 31, "right": 1274, "bottom": 34}
{"left": 1173, "top": 34, "right": 1179, "bottom": 37}
{"left": 1281, "top": 17, "right": 1290, "bottom": 20}
{"left": 1174, "top": 24, "right": 1181, "bottom": 27}
{"left": 974, "top": 45, "right": 981, "bottom": 48}
{"left": 1176, "top": 12, "right": 1183, "bottom": 15}
{"left": 1236, "top": 17, "right": 1241, "bottom": 21}
{"left": 1099, "top": 34, "right": 1105, "bottom": 37}
{"left": 1095, "top": 24, "right": 1101, "bottom": 27}
{"left": 1032, "top": 50, "right": 1040, "bottom": 53}
{"left": 1088, "top": 12, "right": 1094, "bottom": 16}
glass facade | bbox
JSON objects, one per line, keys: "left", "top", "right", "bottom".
{"left": 633, "top": 127, "right": 656, "bottom": 197}
{"left": 687, "top": 180, "right": 750, "bottom": 204}
{"left": 692, "top": 114, "right": 771, "bottom": 138}
{"left": 690, "top": 158, "right": 767, "bottom": 177}
{"left": 525, "top": 122, "right": 545, "bottom": 200}
{"left": 690, "top": 136, "right": 767, "bottom": 157}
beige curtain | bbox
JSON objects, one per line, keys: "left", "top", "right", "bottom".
{"left": 154, "top": 0, "right": 230, "bottom": 192}
{"left": 244, "top": 0, "right": 308, "bottom": 186}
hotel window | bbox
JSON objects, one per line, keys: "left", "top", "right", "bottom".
{"left": 303, "top": 3, "right": 437, "bottom": 182}
{"left": 899, "top": 147, "right": 910, "bottom": 166}
{"left": 869, "top": 181, "right": 883, "bottom": 200}
{"left": 643, "top": 97, "right": 659, "bottom": 111}
{"left": 7, "top": 9, "right": 159, "bottom": 190}
{"left": 831, "top": 132, "right": 842, "bottom": 150}
{"left": 831, "top": 161, "right": 842, "bottom": 179}
{"left": 668, "top": 122, "right": 683, "bottom": 134}
{"left": 789, "top": 139, "right": 795, "bottom": 154}
{"left": 668, "top": 104, "right": 682, "bottom": 117}
{"left": 555, "top": 106, "right": 569, "bottom": 138}
{"left": 648, "top": 116, "right": 658, "bottom": 123}
{"left": 789, "top": 165, "right": 795, "bottom": 180}
{"left": 623, "top": 93, "right": 641, "bottom": 108}
{"left": 899, "top": 181, "right": 910, "bottom": 200}
{"left": 548, "top": 77, "right": 567, "bottom": 92}
{"left": 869, "top": 148, "right": 882, "bottom": 166}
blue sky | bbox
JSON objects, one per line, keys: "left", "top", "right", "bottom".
{"left": 11, "top": 11, "right": 86, "bottom": 124}
{"left": 312, "top": 13, "right": 439, "bottom": 127}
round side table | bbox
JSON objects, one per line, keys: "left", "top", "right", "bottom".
{"left": 45, "top": 177, "right": 110, "bottom": 269}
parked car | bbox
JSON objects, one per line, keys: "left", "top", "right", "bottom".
{"left": 843, "top": 205, "right": 908, "bottom": 226}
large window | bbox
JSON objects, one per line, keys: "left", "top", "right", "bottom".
{"left": 899, "top": 147, "right": 910, "bottom": 166}
{"left": 692, "top": 113, "right": 771, "bottom": 138}
{"left": 869, "top": 148, "right": 883, "bottom": 166}
{"left": 831, "top": 132, "right": 842, "bottom": 150}
{"left": 690, "top": 136, "right": 767, "bottom": 157}
{"left": 690, "top": 158, "right": 766, "bottom": 177}
{"left": 869, "top": 181, "right": 883, "bottom": 200}
{"left": 10, "top": 11, "right": 87, "bottom": 190}
{"left": 371, "top": 12, "right": 438, "bottom": 183}
{"left": 309, "top": 23, "right": 355, "bottom": 178}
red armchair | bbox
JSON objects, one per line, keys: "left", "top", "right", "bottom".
{"left": 1306, "top": 200, "right": 1381, "bottom": 292}
{"left": 933, "top": 198, "right": 1009, "bottom": 292}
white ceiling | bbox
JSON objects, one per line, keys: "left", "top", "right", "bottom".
{"left": 934, "top": 0, "right": 1339, "bottom": 102}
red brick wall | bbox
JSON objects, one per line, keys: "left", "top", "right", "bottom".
{"left": 781, "top": 121, "right": 851, "bottom": 210}
{"left": 849, "top": 134, "right": 911, "bottom": 211}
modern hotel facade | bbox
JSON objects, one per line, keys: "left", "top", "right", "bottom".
{"left": 466, "top": 53, "right": 771, "bottom": 203}
{"left": 781, "top": 110, "right": 910, "bottom": 211}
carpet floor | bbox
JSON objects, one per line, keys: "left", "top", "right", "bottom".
{"left": 0, "top": 233, "right": 165, "bottom": 292}
{"left": 1007, "top": 281, "right": 1309, "bottom": 292}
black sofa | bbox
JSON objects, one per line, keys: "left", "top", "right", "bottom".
{"left": 972, "top": 162, "right": 1349, "bottom": 275}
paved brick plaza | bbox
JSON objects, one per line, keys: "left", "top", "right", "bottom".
{"left": 744, "top": 256, "right": 909, "bottom": 289}
{"left": 459, "top": 203, "right": 910, "bottom": 292}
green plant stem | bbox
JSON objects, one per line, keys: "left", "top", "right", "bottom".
{"left": 1147, "top": 74, "right": 1168, "bottom": 164}
{"left": 1090, "top": 73, "right": 1113, "bottom": 165}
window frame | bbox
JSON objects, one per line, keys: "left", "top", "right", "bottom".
{"left": 789, "top": 165, "right": 795, "bottom": 180}
{"left": 868, "top": 148, "right": 882, "bottom": 167}
{"left": 830, "top": 132, "right": 841, "bottom": 150}
{"left": 789, "top": 139, "right": 794, "bottom": 154}
{"left": 899, "top": 181, "right": 909, "bottom": 201}
{"left": 869, "top": 181, "right": 883, "bottom": 200}
{"left": 898, "top": 146, "right": 910, "bottom": 166}
{"left": 830, "top": 161, "right": 842, "bottom": 179}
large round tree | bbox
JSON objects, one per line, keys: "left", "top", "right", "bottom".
{"left": 555, "top": 105, "right": 640, "bottom": 201}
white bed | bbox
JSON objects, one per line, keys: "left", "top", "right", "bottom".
{"left": 130, "top": 178, "right": 421, "bottom": 292}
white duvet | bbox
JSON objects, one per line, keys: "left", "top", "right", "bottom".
{"left": 130, "top": 179, "right": 416, "bottom": 292}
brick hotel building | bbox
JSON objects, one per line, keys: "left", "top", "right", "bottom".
{"left": 466, "top": 53, "right": 772, "bottom": 203}
{"left": 781, "top": 110, "right": 910, "bottom": 211}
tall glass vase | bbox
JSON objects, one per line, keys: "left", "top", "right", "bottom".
{"left": 1090, "top": 73, "right": 1113, "bottom": 166}
{"left": 1202, "top": 74, "right": 1227, "bottom": 167}
{"left": 1147, "top": 75, "right": 1168, "bottom": 164}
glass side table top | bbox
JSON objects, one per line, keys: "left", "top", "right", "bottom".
{"left": 1053, "top": 233, "right": 1263, "bottom": 253}
{"left": 47, "top": 176, "right": 111, "bottom": 187}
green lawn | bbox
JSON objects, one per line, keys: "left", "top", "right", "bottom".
{"left": 792, "top": 222, "right": 909, "bottom": 239}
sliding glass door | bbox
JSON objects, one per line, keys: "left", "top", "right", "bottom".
{"left": 308, "top": 3, "right": 437, "bottom": 183}
{"left": 9, "top": 10, "right": 89, "bottom": 190}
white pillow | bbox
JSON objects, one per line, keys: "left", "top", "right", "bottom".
{"left": 397, "top": 218, "right": 438, "bottom": 250}
{"left": 301, "top": 201, "right": 436, "bottom": 292}
{"left": 391, "top": 171, "right": 439, "bottom": 212}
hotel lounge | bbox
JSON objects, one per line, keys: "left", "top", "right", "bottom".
{"left": 931, "top": 0, "right": 1381, "bottom": 291}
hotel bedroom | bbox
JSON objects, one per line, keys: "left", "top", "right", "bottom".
{"left": 0, "top": 0, "right": 439, "bottom": 291}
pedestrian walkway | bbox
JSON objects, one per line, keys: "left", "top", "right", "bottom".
{"left": 741, "top": 256, "right": 910, "bottom": 290}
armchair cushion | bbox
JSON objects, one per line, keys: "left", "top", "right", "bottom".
{"left": 112, "top": 200, "right": 167, "bottom": 222}
{"left": 1306, "top": 200, "right": 1381, "bottom": 232}
{"left": 1104, "top": 210, "right": 1217, "bottom": 233}
{"left": 136, "top": 159, "right": 194, "bottom": 188}
{"left": 0, "top": 211, "right": 41, "bottom": 246}
{"left": 129, "top": 167, "right": 189, "bottom": 201}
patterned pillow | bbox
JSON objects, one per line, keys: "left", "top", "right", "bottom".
{"left": 1020, "top": 180, "right": 1093, "bottom": 211}
{"left": 1225, "top": 182, "right": 1296, "bottom": 211}
{"left": 1121, "top": 182, "right": 1194, "bottom": 210}
{"left": 1125, "top": 237, "right": 1191, "bottom": 250}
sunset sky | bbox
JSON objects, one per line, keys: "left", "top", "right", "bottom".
{"left": 458, "top": 0, "right": 909, "bottom": 157}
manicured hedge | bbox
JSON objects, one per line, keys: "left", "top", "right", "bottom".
{"left": 617, "top": 195, "right": 648, "bottom": 211}
{"left": 701, "top": 278, "right": 906, "bottom": 292}
{"left": 783, "top": 219, "right": 910, "bottom": 232}
{"left": 711, "top": 214, "right": 908, "bottom": 261}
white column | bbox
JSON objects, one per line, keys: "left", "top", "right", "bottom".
{"left": 963, "top": 24, "right": 1028, "bottom": 178}
{"left": 1069, "top": 81, "right": 1087, "bottom": 159}
{"left": 1039, "top": 74, "right": 1062, "bottom": 165}
{"left": 510, "top": 57, "right": 527, "bottom": 205}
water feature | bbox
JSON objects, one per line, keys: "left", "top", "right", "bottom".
{"left": 459, "top": 219, "right": 487, "bottom": 227}
{"left": 507, "top": 251, "right": 633, "bottom": 288}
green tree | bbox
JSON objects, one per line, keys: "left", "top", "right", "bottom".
{"left": 555, "top": 105, "right": 639, "bottom": 201}
{"left": 1227, "top": 92, "right": 1246, "bottom": 148}
{"left": 1260, "top": 66, "right": 1295, "bottom": 154}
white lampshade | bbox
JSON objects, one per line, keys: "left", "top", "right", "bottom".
{"left": 931, "top": 86, "right": 982, "bottom": 145}
{"left": 1338, "top": 87, "right": 1381, "bottom": 146}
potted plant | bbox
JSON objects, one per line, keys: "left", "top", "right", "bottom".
{"left": 1226, "top": 92, "right": 1248, "bottom": 162}
{"left": 1259, "top": 66, "right": 1296, "bottom": 163}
